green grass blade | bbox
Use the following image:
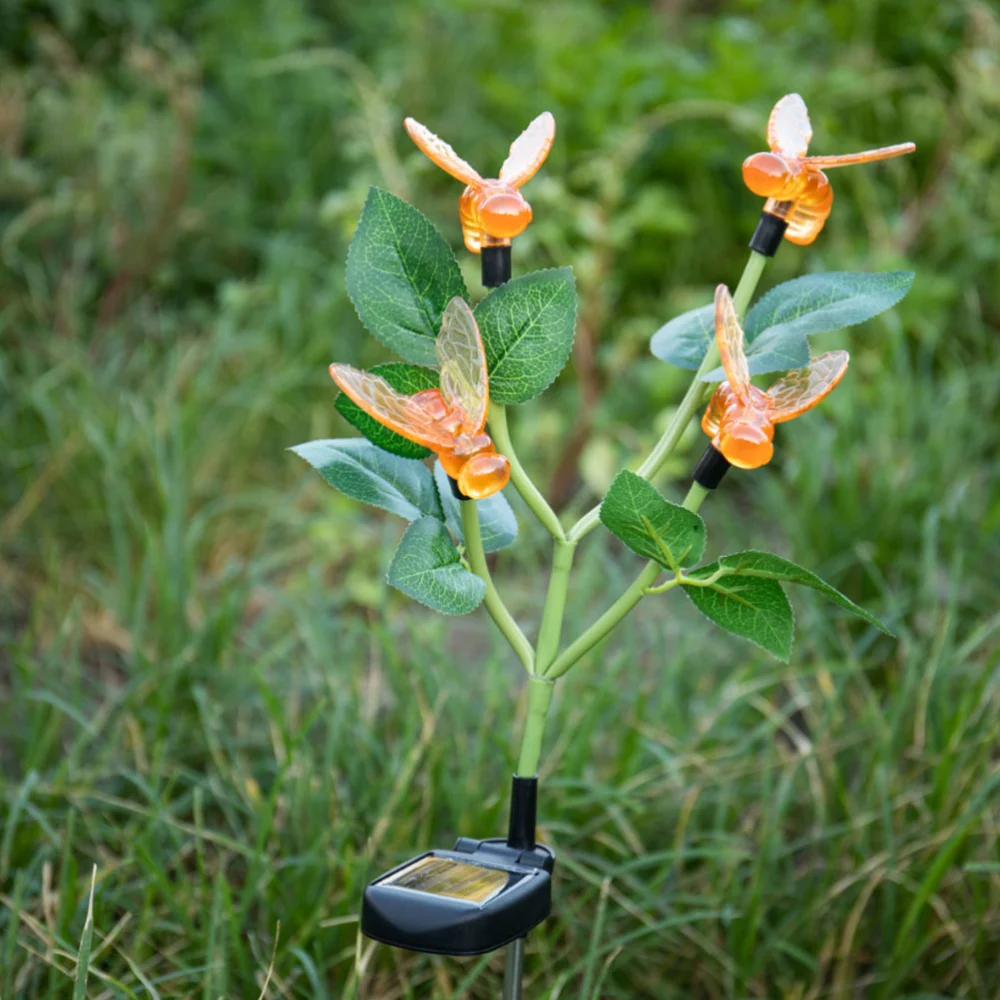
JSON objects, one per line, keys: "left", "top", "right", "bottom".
{"left": 72, "top": 866, "right": 97, "bottom": 1000}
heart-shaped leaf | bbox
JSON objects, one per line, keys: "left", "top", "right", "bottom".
{"left": 346, "top": 187, "right": 468, "bottom": 365}
{"left": 690, "top": 549, "right": 894, "bottom": 635}
{"left": 291, "top": 439, "right": 442, "bottom": 522}
{"left": 335, "top": 363, "right": 440, "bottom": 459}
{"left": 475, "top": 268, "right": 576, "bottom": 403}
{"left": 600, "top": 471, "right": 706, "bottom": 568}
{"left": 682, "top": 574, "right": 794, "bottom": 661}
{"left": 433, "top": 461, "right": 518, "bottom": 553}
{"left": 387, "top": 517, "right": 486, "bottom": 615}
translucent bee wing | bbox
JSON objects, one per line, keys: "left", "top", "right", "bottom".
{"left": 436, "top": 297, "right": 488, "bottom": 434}
{"left": 767, "top": 350, "right": 850, "bottom": 423}
{"left": 714, "top": 284, "right": 752, "bottom": 403}
{"left": 701, "top": 387, "right": 726, "bottom": 437}
{"left": 329, "top": 363, "right": 454, "bottom": 449}
{"left": 804, "top": 142, "right": 916, "bottom": 168}
{"left": 767, "top": 93, "right": 812, "bottom": 159}
{"left": 404, "top": 117, "right": 483, "bottom": 187}
{"left": 499, "top": 111, "right": 556, "bottom": 188}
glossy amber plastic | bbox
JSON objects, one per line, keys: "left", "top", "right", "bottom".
{"left": 742, "top": 93, "right": 915, "bottom": 245}
{"left": 330, "top": 298, "right": 510, "bottom": 499}
{"left": 702, "top": 285, "right": 850, "bottom": 469}
{"left": 404, "top": 113, "right": 555, "bottom": 253}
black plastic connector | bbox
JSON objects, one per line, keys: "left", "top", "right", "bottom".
{"left": 748, "top": 211, "right": 789, "bottom": 257}
{"left": 693, "top": 444, "right": 732, "bottom": 490}
{"left": 506, "top": 775, "right": 538, "bottom": 851}
{"left": 481, "top": 244, "right": 512, "bottom": 288}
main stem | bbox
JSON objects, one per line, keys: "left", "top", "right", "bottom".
{"left": 535, "top": 540, "right": 576, "bottom": 674}
{"left": 566, "top": 250, "right": 768, "bottom": 544}
{"left": 516, "top": 676, "right": 554, "bottom": 776}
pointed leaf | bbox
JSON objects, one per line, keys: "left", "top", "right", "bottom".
{"left": 653, "top": 272, "right": 914, "bottom": 378}
{"left": 475, "top": 268, "right": 576, "bottom": 403}
{"left": 335, "top": 362, "right": 440, "bottom": 459}
{"left": 600, "top": 471, "right": 706, "bottom": 568}
{"left": 291, "top": 439, "right": 442, "bottom": 522}
{"left": 692, "top": 550, "right": 894, "bottom": 635}
{"left": 703, "top": 270, "right": 915, "bottom": 380}
{"left": 650, "top": 301, "right": 810, "bottom": 377}
{"left": 433, "top": 461, "right": 517, "bottom": 553}
{"left": 649, "top": 303, "right": 714, "bottom": 371}
{"left": 682, "top": 575, "right": 794, "bottom": 661}
{"left": 387, "top": 517, "right": 486, "bottom": 615}
{"left": 346, "top": 187, "right": 468, "bottom": 364}
{"left": 746, "top": 270, "right": 915, "bottom": 342}
{"left": 73, "top": 866, "right": 97, "bottom": 1000}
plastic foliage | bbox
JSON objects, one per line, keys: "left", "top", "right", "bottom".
{"left": 293, "top": 100, "right": 915, "bottom": 779}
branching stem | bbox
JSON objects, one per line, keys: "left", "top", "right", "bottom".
{"left": 566, "top": 250, "right": 768, "bottom": 544}
{"left": 543, "top": 481, "right": 710, "bottom": 681}
{"left": 461, "top": 499, "right": 534, "bottom": 674}
{"left": 489, "top": 403, "right": 566, "bottom": 541}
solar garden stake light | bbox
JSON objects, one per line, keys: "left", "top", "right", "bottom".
{"left": 292, "top": 94, "right": 916, "bottom": 993}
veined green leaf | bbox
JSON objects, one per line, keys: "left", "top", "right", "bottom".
{"left": 702, "top": 270, "right": 915, "bottom": 380}
{"left": 346, "top": 187, "right": 468, "bottom": 365}
{"left": 682, "top": 574, "right": 795, "bottom": 661}
{"left": 600, "top": 471, "right": 706, "bottom": 568}
{"left": 387, "top": 517, "right": 486, "bottom": 615}
{"left": 475, "top": 268, "right": 576, "bottom": 403}
{"left": 651, "top": 271, "right": 914, "bottom": 379}
{"left": 650, "top": 301, "right": 811, "bottom": 377}
{"left": 688, "top": 549, "right": 895, "bottom": 635}
{"left": 648, "top": 303, "right": 715, "bottom": 371}
{"left": 747, "top": 270, "right": 914, "bottom": 343}
{"left": 335, "top": 362, "right": 439, "bottom": 459}
{"left": 291, "top": 439, "right": 442, "bottom": 522}
{"left": 433, "top": 461, "right": 517, "bottom": 553}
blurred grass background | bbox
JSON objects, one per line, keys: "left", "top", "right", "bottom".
{"left": 2, "top": 0, "right": 999, "bottom": 996}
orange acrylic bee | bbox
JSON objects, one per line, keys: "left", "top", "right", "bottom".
{"left": 702, "top": 284, "right": 850, "bottom": 469}
{"left": 330, "top": 297, "right": 510, "bottom": 499}
{"left": 742, "top": 93, "right": 915, "bottom": 245}
{"left": 404, "top": 112, "right": 555, "bottom": 253}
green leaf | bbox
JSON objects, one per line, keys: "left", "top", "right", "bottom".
{"left": 335, "top": 363, "right": 439, "bottom": 459}
{"left": 650, "top": 302, "right": 811, "bottom": 377}
{"left": 433, "top": 461, "right": 517, "bottom": 553}
{"left": 475, "top": 268, "right": 576, "bottom": 403}
{"left": 748, "top": 270, "right": 915, "bottom": 342}
{"left": 651, "top": 271, "right": 914, "bottom": 379}
{"left": 73, "top": 866, "right": 96, "bottom": 1000}
{"left": 346, "top": 187, "right": 468, "bottom": 365}
{"left": 682, "top": 574, "right": 795, "bottom": 661}
{"left": 648, "top": 303, "right": 714, "bottom": 371}
{"left": 599, "top": 471, "right": 706, "bottom": 568}
{"left": 690, "top": 550, "right": 895, "bottom": 636}
{"left": 291, "top": 439, "right": 442, "bottom": 522}
{"left": 703, "top": 270, "right": 915, "bottom": 380}
{"left": 387, "top": 517, "right": 486, "bottom": 615}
